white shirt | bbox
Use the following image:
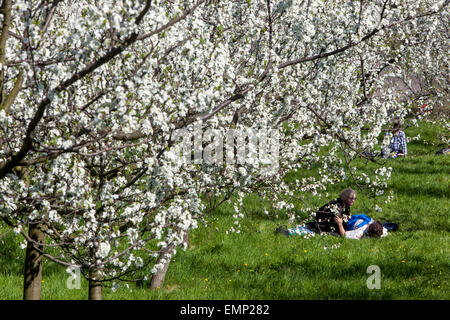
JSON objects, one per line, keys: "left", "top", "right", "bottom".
{"left": 345, "top": 220, "right": 388, "bottom": 240}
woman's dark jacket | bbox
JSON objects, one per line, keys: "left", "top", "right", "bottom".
{"left": 313, "top": 198, "right": 350, "bottom": 232}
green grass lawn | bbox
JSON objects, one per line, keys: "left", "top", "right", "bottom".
{"left": 0, "top": 121, "right": 448, "bottom": 299}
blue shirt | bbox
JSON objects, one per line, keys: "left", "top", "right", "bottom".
{"left": 347, "top": 214, "right": 372, "bottom": 230}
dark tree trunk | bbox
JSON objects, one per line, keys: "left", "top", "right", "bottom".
{"left": 23, "top": 224, "right": 45, "bottom": 300}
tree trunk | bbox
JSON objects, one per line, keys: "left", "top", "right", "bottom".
{"left": 150, "top": 243, "right": 175, "bottom": 290}
{"left": 88, "top": 268, "right": 103, "bottom": 300}
{"left": 23, "top": 224, "right": 45, "bottom": 300}
{"left": 150, "top": 231, "right": 189, "bottom": 290}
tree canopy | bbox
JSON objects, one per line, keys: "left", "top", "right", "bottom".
{"left": 0, "top": 0, "right": 448, "bottom": 286}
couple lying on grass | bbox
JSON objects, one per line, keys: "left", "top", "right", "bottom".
{"left": 278, "top": 188, "right": 396, "bottom": 240}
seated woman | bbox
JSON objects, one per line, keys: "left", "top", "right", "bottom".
{"left": 311, "top": 188, "right": 356, "bottom": 234}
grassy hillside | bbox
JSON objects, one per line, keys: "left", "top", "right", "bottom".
{"left": 0, "top": 121, "right": 448, "bottom": 299}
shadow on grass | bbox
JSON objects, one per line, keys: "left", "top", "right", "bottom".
{"left": 177, "top": 247, "right": 393, "bottom": 299}
{"left": 0, "top": 231, "right": 70, "bottom": 279}
{"left": 393, "top": 165, "right": 450, "bottom": 176}
{"left": 0, "top": 251, "right": 24, "bottom": 276}
{"left": 0, "top": 233, "right": 25, "bottom": 276}
{"left": 392, "top": 184, "right": 450, "bottom": 199}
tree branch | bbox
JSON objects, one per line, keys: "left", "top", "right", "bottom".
{"left": 278, "top": 1, "right": 448, "bottom": 69}
{"left": 0, "top": 0, "right": 12, "bottom": 64}
{"left": 0, "top": 0, "right": 154, "bottom": 179}
{"left": 136, "top": 0, "right": 207, "bottom": 41}
{"left": 1, "top": 70, "right": 24, "bottom": 114}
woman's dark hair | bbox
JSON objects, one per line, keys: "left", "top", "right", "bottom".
{"left": 366, "top": 221, "right": 383, "bottom": 238}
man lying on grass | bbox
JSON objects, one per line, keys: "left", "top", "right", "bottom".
{"left": 334, "top": 215, "right": 386, "bottom": 239}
